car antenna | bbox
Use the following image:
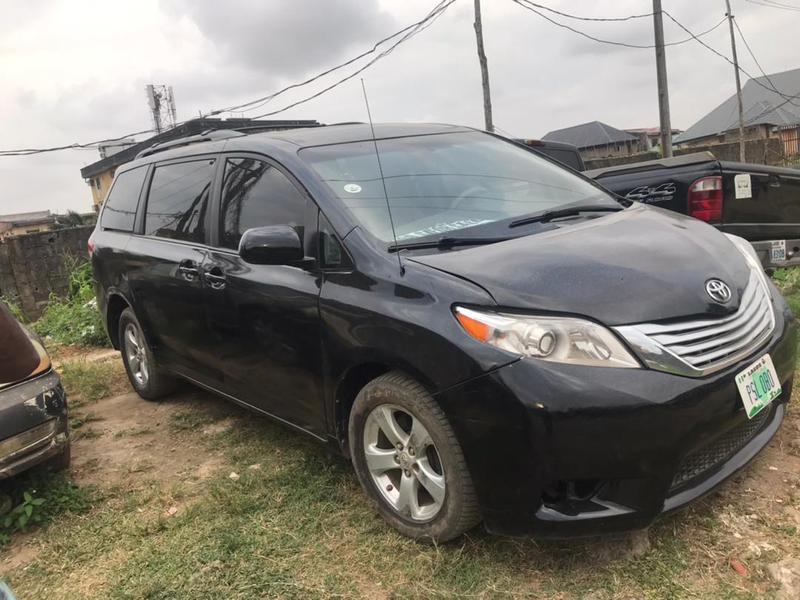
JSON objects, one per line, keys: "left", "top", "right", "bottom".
{"left": 360, "top": 78, "right": 404, "bottom": 276}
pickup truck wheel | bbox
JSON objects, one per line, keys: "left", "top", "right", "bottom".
{"left": 118, "top": 308, "right": 177, "bottom": 400}
{"left": 348, "top": 371, "right": 481, "bottom": 543}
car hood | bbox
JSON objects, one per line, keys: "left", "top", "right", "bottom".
{"left": 406, "top": 204, "right": 752, "bottom": 326}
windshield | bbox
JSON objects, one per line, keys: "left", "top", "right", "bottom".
{"left": 300, "top": 131, "right": 617, "bottom": 244}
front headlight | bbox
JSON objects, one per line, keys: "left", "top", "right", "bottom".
{"left": 725, "top": 234, "right": 773, "bottom": 296}
{"left": 454, "top": 306, "right": 640, "bottom": 368}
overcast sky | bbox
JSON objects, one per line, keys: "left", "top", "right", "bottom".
{"left": 0, "top": 0, "right": 797, "bottom": 214}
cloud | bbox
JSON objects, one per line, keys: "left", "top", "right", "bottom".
{"left": 163, "top": 0, "right": 396, "bottom": 77}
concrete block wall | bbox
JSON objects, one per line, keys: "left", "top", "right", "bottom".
{"left": 0, "top": 226, "right": 93, "bottom": 319}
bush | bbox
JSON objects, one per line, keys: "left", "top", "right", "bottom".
{"left": 32, "top": 258, "right": 109, "bottom": 347}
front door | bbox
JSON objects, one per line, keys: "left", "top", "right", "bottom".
{"left": 202, "top": 155, "right": 325, "bottom": 435}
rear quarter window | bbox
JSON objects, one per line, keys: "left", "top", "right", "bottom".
{"left": 100, "top": 167, "right": 147, "bottom": 232}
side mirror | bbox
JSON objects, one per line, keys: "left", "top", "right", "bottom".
{"left": 238, "top": 225, "right": 303, "bottom": 265}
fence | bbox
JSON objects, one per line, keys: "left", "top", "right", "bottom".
{"left": 0, "top": 226, "right": 93, "bottom": 319}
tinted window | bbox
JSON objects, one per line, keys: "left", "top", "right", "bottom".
{"left": 301, "top": 132, "right": 615, "bottom": 244}
{"left": 100, "top": 167, "right": 147, "bottom": 231}
{"left": 220, "top": 158, "right": 306, "bottom": 249}
{"left": 319, "top": 214, "right": 349, "bottom": 269}
{"left": 144, "top": 159, "right": 215, "bottom": 242}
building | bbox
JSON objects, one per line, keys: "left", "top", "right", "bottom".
{"left": 542, "top": 121, "right": 643, "bottom": 159}
{"left": 80, "top": 117, "right": 321, "bottom": 210}
{"left": 624, "top": 127, "right": 683, "bottom": 152}
{"left": 675, "top": 67, "right": 800, "bottom": 159}
{"left": 0, "top": 211, "right": 55, "bottom": 239}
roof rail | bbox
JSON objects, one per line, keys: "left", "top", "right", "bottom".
{"left": 232, "top": 123, "right": 324, "bottom": 133}
{"left": 135, "top": 129, "right": 245, "bottom": 159}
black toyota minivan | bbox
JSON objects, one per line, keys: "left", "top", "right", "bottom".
{"left": 90, "top": 123, "right": 796, "bottom": 542}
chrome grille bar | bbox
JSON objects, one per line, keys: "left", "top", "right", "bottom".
{"left": 615, "top": 270, "right": 775, "bottom": 377}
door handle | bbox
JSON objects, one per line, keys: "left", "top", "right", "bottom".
{"left": 204, "top": 268, "right": 226, "bottom": 290}
{"left": 178, "top": 260, "right": 199, "bottom": 281}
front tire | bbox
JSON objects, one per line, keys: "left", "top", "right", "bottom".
{"left": 349, "top": 371, "right": 481, "bottom": 542}
{"left": 118, "top": 308, "right": 177, "bottom": 400}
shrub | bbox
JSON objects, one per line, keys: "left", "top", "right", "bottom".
{"left": 32, "top": 258, "right": 109, "bottom": 347}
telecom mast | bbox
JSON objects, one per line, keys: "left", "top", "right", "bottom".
{"left": 145, "top": 85, "right": 178, "bottom": 133}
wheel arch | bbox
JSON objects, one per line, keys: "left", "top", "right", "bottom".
{"left": 105, "top": 292, "right": 132, "bottom": 349}
{"left": 332, "top": 359, "right": 441, "bottom": 453}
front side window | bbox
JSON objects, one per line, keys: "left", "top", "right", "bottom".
{"left": 144, "top": 159, "right": 215, "bottom": 242}
{"left": 219, "top": 157, "right": 306, "bottom": 250}
{"left": 300, "top": 131, "right": 617, "bottom": 244}
{"left": 100, "top": 167, "right": 147, "bottom": 232}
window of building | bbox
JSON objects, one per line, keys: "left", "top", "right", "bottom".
{"left": 100, "top": 167, "right": 148, "bottom": 232}
{"left": 144, "top": 159, "right": 215, "bottom": 243}
{"left": 219, "top": 158, "right": 306, "bottom": 250}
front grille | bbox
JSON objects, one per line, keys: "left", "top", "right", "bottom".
{"left": 616, "top": 270, "right": 774, "bottom": 377}
{"left": 670, "top": 407, "right": 771, "bottom": 491}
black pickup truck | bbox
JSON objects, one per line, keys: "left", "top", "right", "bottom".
{"left": 586, "top": 153, "right": 800, "bottom": 269}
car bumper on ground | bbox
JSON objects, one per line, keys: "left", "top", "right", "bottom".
{"left": 752, "top": 239, "right": 800, "bottom": 269}
{"left": 0, "top": 370, "right": 69, "bottom": 480}
{"left": 437, "top": 294, "right": 796, "bottom": 537}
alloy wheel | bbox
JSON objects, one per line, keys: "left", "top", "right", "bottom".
{"left": 362, "top": 403, "right": 446, "bottom": 522}
{"left": 123, "top": 322, "right": 149, "bottom": 387}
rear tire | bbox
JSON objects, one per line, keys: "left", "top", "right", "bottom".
{"left": 118, "top": 308, "right": 177, "bottom": 400}
{"left": 348, "top": 371, "right": 481, "bottom": 542}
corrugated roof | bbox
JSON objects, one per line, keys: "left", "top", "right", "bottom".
{"left": 542, "top": 121, "right": 638, "bottom": 149}
{"left": 675, "top": 67, "right": 800, "bottom": 144}
{"left": 79, "top": 118, "right": 321, "bottom": 179}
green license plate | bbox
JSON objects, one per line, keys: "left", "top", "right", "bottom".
{"left": 735, "top": 354, "right": 781, "bottom": 419}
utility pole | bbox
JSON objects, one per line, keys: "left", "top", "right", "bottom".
{"left": 725, "top": 0, "right": 747, "bottom": 162}
{"left": 652, "top": 0, "right": 673, "bottom": 157}
{"left": 473, "top": 0, "right": 493, "bottom": 132}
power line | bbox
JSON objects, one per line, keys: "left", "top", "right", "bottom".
{"left": 511, "top": 0, "right": 727, "bottom": 49}
{"left": 212, "top": 0, "right": 453, "bottom": 116}
{"left": 732, "top": 17, "right": 800, "bottom": 107}
{"left": 0, "top": 0, "right": 455, "bottom": 157}
{"left": 662, "top": 10, "right": 800, "bottom": 105}
{"left": 745, "top": 0, "right": 800, "bottom": 12}
{"left": 514, "top": 1, "right": 654, "bottom": 22}
{"left": 250, "top": 0, "right": 454, "bottom": 119}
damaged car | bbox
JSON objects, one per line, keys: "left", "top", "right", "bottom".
{"left": 0, "top": 304, "right": 70, "bottom": 479}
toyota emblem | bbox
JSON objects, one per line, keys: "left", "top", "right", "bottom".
{"left": 705, "top": 279, "right": 732, "bottom": 304}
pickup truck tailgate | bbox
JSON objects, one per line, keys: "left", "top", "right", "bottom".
{"left": 720, "top": 162, "right": 800, "bottom": 242}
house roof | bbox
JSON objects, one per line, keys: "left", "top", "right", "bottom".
{"left": 542, "top": 121, "right": 638, "bottom": 149}
{"left": 79, "top": 118, "right": 321, "bottom": 179}
{"left": 675, "top": 67, "right": 800, "bottom": 144}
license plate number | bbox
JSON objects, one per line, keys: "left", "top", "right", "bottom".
{"left": 735, "top": 354, "right": 781, "bottom": 419}
{"left": 770, "top": 240, "right": 786, "bottom": 262}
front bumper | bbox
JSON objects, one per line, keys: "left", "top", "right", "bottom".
{"left": 751, "top": 239, "right": 800, "bottom": 269}
{"left": 437, "top": 293, "right": 796, "bottom": 537}
{"left": 0, "top": 370, "right": 69, "bottom": 479}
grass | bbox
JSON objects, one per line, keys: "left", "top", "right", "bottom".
{"left": 31, "top": 258, "right": 109, "bottom": 348}
{"left": 2, "top": 272, "right": 800, "bottom": 597}
{"left": 58, "top": 359, "right": 128, "bottom": 406}
{"left": 0, "top": 471, "right": 94, "bottom": 550}
{"left": 773, "top": 267, "right": 800, "bottom": 316}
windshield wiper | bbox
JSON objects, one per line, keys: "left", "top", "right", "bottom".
{"left": 389, "top": 236, "right": 511, "bottom": 253}
{"left": 509, "top": 205, "right": 622, "bottom": 228}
